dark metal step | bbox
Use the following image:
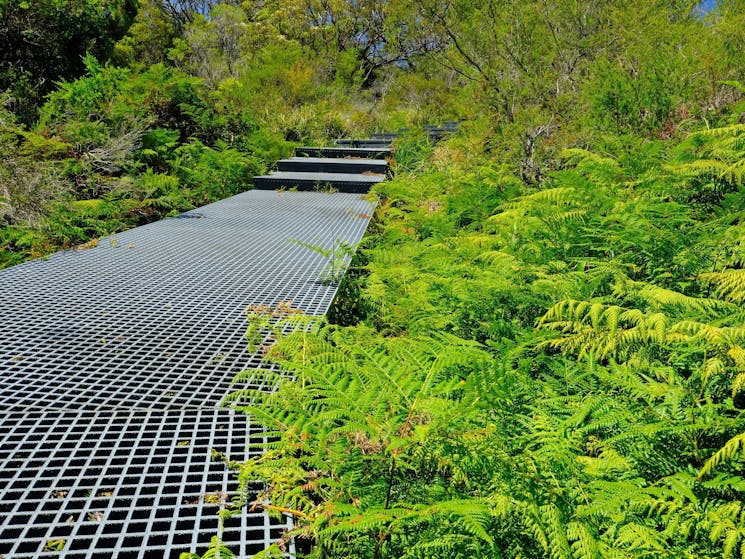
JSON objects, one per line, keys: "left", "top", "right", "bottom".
{"left": 422, "top": 126, "right": 451, "bottom": 142}
{"left": 355, "top": 142, "right": 395, "bottom": 149}
{"left": 253, "top": 171, "right": 385, "bottom": 193}
{"left": 277, "top": 157, "right": 389, "bottom": 174}
{"left": 334, "top": 138, "right": 392, "bottom": 147}
{"left": 295, "top": 146, "right": 392, "bottom": 159}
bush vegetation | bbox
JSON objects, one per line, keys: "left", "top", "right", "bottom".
{"left": 4, "top": 1, "right": 745, "bottom": 558}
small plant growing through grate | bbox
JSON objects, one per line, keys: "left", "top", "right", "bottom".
{"left": 87, "top": 511, "right": 105, "bottom": 522}
{"left": 44, "top": 539, "right": 66, "bottom": 552}
{"left": 203, "top": 491, "right": 229, "bottom": 506}
{"left": 289, "top": 238, "right": 356, "bottom": 284}
{"left": 313, "top": 181, "right": 337, "bottom": 193}
{"left": 222, "top": 303, "right": 317, "bottom": 409}
{"left": 180, "top": 536, "right": 237, "bottom": 559}
{"left": 242, "top": 301, "right": 307, "bottom": 354}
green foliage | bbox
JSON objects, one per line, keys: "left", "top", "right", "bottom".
{"left": 289, "top": 238, "right": 358, "bottom": 284}
{"left": 112, "top": 0, "right": 177, "bottom": 66}
{"left": 180, "top": 536, "right": 236, "bottom": 559}
{"left": 586, "top": 59, "right": 676, "bottom": 133}
{"left": 216, "top": 119, "right": 745, "bottom": 559}
{"left": 137, "top": 128, "right": 180, "bottom": 171}
{"left": 8, "top": 4, "right": 745, "bottom": 557}
{"left": 390, "top": 130, "right": 434, "bottom": 174}
{"left": 666, "top": 123, "right": 745, "bottom": 209}
{"left": 39, "top": 55, "right": 131, "bottom": 131}
{"left": 225, "top": 326, "right": 501, "bottom": 558}
{"left": 0, "top": 50, "right": 292, "bottom": 267}
{"left": 172, "top": 140, "right": 259, "bottom": 202}
{"left": 333, "top": 48, "right": 366, "bottom": 88}
{"left": 327, "top": 248, "right": 373, "bottom": 326}
{"left": 0, "top": 0, "right": 136, "bottom": 123}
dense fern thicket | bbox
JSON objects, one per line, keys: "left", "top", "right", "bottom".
{"left": 4, "top": 1, "right": 745, "bottom": 558}
{"left": 222, "top": 120, "right": 745, "bottom": 558}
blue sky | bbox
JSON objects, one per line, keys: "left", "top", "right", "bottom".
{"left": 700, "top": 0, "right": 717, "bottom": 13}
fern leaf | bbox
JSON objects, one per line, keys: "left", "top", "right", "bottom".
{"left": 699, "top": 432, "right": 745, "bottom": 478}
{"left": 733, "top": 373, "right": 745, "bottom": 400}
{"left": 700, "top": 269, "right": 745, "bottom": 303}
{"left": 567, "top": 521, "right": 599, "bottom": 559}
{"left": 669, "top": 159, "right": 729, "bottom": 178}
{"left": 613, "top": 523, "right": 666, "bottom": 553}
{"left": 561, "top": 148, "right": 619, "bottom": 169}
{"left": 692, "top": 123, "right": 745, "bottom": 140}
{"left": 728, "top": 345, "right": 745, "bottom": 366}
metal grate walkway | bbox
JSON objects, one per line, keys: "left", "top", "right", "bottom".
{"left": 0, "top": 190, "right": 375, "bottom": 558}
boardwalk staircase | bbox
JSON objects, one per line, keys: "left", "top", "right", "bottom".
{"left": 253, "top": 121, "right": 460, "bottom": 193}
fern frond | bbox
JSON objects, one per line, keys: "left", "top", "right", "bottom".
{"left": 699, "top": 432, "right": 745, "bottom": 478}
{"left": 704, "top": 357, "right": 727, "bottom": 378}
{"left": 669, "top": 159, "right": 729, "bottom": 179}
{"left": 543, "top": 209, "right": 587, "bottom": 228}
{"left": 511, "top": 186, "right": 578, "bottom": 206}
{"left": 542, "top": 503, "right": 573, "bottom": 559}
{"left": 613, "top": 523, "right": 666, "bottom": 553}
{"left": 728, "top": 346, "right": 745, "bottom": 367}
{"left": 561, "top": 148, "right": 619, "bottom": 170}
{"left": 672, "top": 320, "right": 745, "bottom": 346}
{"left": 566, "top": 521, "right": 599, "bottom": 559}
{"left": 401, "top": 534, "right": 483, "bottom": 559}
{"left": 637, "top": 283, "right": 723, "bottom": 314}
{"left": 719, "top": 158, "right": 745, "bottom": 185}
{"left": 691, "top": 123, "right": 745, "bottom": 140}
{"left": 475, "top": 250, "right": 516, "bottom": 267}
{"left": 538, "top": 299, "right": 675, "bottom": 360}
{"left": 700, "top": 269, "right": 745, "bottom": 303}
{"left": 732, "top": 373, "right": 745, "bottom": 400}
{"left": 193, "top": 536, "right": 236, "bottom": 559}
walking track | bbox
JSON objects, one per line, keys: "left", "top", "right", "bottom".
{"left": 0, "top": 190, "right": 375, "bottom": 558}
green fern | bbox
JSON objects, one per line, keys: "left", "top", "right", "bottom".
{"left": 180, "top": 537, "right": 236, "bottom": 559}
{"left": 290, "top": 238, "right": 358, "bottom": 284}
{"left": 700, "top": 269, "right": 745, "bottom": 303}
{"left": 699, "top": 432, "right": 745, "bottom": 479}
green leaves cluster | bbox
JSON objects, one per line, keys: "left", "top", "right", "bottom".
{"left": 8, "top": 0, "right": 745, "bottom": 270}
{"left": 0, "top": 55, "right": 290, "bottom": 268}
{"left": 0, "top": 0, "right": 136, "bottom": 123}
{"left": 222, "top": 119, "right": 745, "bottom": 558}
{"left": 227, "top": 326, "right": 502, "bottom": 558}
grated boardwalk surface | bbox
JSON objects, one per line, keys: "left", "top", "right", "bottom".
{"left": 0, "top": 190, "right": 375, "bottom": 558}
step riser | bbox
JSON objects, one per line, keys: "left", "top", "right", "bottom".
{"left": 295, "top": 147, "right": 392, "bottom": 158}
{"left": 356, "top": 143, "right": 394, "bottom": 149}
{"left": 253, "top": 177, "right": 376, "bottom": 193}
{"left": 278, "top": 160, "right": 389, "bottom": 174}
{"left": 335, "top": 139, "right": 393, "bottom": 147}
